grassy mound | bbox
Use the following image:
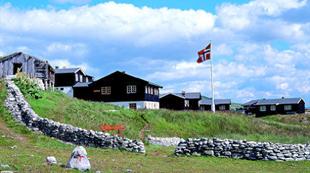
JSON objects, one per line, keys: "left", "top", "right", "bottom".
{"left": 1, "top": 80, "right": 310, "bottom": 172}
{"left": 11, "top": 75, "right": 310, "bottom": 144}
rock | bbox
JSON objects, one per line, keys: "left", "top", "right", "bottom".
{"left": 46, "top": 156, "right": 57, "bottom": 165}
{"left": 0, "top": 164, "right": 10, "bottom": 170}
{"left": 126, "top": 168, "right": 133, "bottom": 173}
{"left": 66, "top": 146, "right": 91, "bottom": 171}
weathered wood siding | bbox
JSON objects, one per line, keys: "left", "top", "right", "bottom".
{"left": 0, "top": 52, "right": 55, "bottom": 88}
{"left": 0, "top": 54, "right": 36, "bottom": 77}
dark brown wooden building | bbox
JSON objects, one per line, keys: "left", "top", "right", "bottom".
{"left": 54, "top": 67, "right": 93, "bottom": 97}
{"left": 74, "top": 71, "right": 162, "bottom": 109}
{"left": 0, "top": 52, "right": 54, "bottom": 89}
{"left": 243, "top": 98, "right": 305, "bottom": 117}
{"left": 199, "top": 99, "right": 231, "bottom": 111}
{"left": 160, "top": 92, "right": 201, "bottom": 110}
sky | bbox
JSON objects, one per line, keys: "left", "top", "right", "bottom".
{"left": 0, "top": 0, "right": 309, "bottom": 106}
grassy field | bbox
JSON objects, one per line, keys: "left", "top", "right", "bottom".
{"left": 1, "top": 79, "right": 310, "bottom": 172}
{"left": 17, "top": 80, "right": 310, "bottom": 144}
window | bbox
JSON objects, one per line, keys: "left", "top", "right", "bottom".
{"left": 75, "top": 74, "right": 79, "bottom": 82}
{"left": 145, "top": 86, "right": 148, "bottom": 94}
{"left": 151, "top": 88, "right": 154, "bottom": 95}
{"left": 86, "top": 78, "right": 89, "bottom": 83}
{"left": 284, "top": 105, "right": 292, "bottom": 111}
{"left": 148, "top": 86, "right": 151, "bottom": 94}
{"left": 219, "top": 105, "right": 226, "bottom": 111}
{"left": 270, "top": 105, "right": 276, "bottom": 111}
{"left": 127, "top": 85, "right": 136, "bottom": 94}
{"left": 101, "top": 86, "right": 111, "bottom": 95}
{"left": 129, "top": 103, "right": 137, "bottom": 109}
{"left": 185, "top": 100, "right": 190, "bottom": 107}
{"left": 80, "top": 75, "right": 83, "bottom": 82}
{"left": 154, "top": 88, "right": 159, "bottom": 96}
{"left": 260, "top": 106, "right": 266, "bottom": 112}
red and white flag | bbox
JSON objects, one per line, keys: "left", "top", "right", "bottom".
{"left": 197, "top": 43, "right": 211, "bottom": 63}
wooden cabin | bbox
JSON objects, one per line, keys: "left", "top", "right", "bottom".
{"left": 0, "top": 52, "right": 54, "bottom": 89}
{"left": 75, "top": 71, "right": 162, "bottom": 109}
{"left": 199, "top": 99, "right": 231, "bottom": 111}
{"left": 160, "top": 92, "right": 201, "bottom": 110}
{"left": 243, "top": 98, "right": 305, "bottom": 117}
{"left": 54, "top": 67, "right": 93, "bottom": 97}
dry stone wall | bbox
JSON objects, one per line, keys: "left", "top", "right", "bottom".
{"left": 4, "top": 79, "right": 145, "bottom": 153}
{"left": 175, "top": 138, "right": 310, "bottom": 161}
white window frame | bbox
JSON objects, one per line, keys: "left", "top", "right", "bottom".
{"left": 75, "top": 74, "right": 79, "bottom": 82}
{"left": 127, "top": 85, "right": 137, "bottom": 94}
{"left": 260, "top": 106, "right": 266, "bottom": 112}
{"left": 219, "top": 105, "right": 226, "bottom": 111}
{"left": 270, "top": 105, "right": 276, "bottom": 111}
{"left": 80, "top": 75, "right": 83, "bottom": 82}
{"left": 145, "top": 86, "right": 148, "bottom": 94}
{"left": 185, "top": 100, "right": 190, "bottom": 107}
{"left": 284, "top": 105, "right": 292, "bottom": 111}
{"left": 101, "top": 86, "right": 111, "bottom": 95}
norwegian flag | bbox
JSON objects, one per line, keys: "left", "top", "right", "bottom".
{"left": 197, "top": 43, "right": 211, "bottom": 63}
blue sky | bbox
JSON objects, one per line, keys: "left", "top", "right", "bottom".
{"left": 0, "top": 0, "right": 309, "bottom": 106}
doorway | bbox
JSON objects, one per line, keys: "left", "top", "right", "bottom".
{"left": 13, "top": 63, "right": 22, "bottom": 75}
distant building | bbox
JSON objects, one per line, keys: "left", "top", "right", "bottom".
{"left": 76, "top": 71, "right": 162, "bottom": 109}
{"left": 54, "top": 67, "right": 93, "bottom": 97}
{"left": 160, "top": 92, "right": 201, "bottom": 110}
{"left": 199, "top": 99, "right": 231, "bottom": 111}
{"left": 0, "top": 52, "right": 55, "bottom": 89}
{"left": 243, "top": 98, "right": 305, "bottom": 116}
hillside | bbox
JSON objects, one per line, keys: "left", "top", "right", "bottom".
{"left": 1, "top": 79, "right": 310, "bottom": 172}
{"left": 13, "top": 76, "right": 310, "bottom": 144}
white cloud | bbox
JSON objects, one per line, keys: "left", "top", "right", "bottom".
{"left": 49, "top": 59, "right": 100, "bottom": 77}
{"left": 0, "top": 2, "right": 215, "bottom": 46}
{"left": 217, "top": 0, "right": 307, "bottom": 30}
{"left": 46, "top": 42, "right": 88, "bottom": 58}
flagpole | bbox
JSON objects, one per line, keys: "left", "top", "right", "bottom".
{"left": 210, "top": 43, "right": 215, "bottom": 113}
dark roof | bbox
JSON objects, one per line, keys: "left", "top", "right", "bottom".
{"left": 73, "top": 82, "right": 91, "bottom": 88}
{"left": 160, "top": 93, "right": 185, "bottom": 99}
{"left": 92, "top": 71, "right": 162, "bottom": 88}
{"left": 160, "top": 92, "right": 201, "bottom": 99}
{"left": 243, "top": 98, "right": 303, "bottom": 106}
{"left": 199, "top": 99, "right": 231, "bottom": 105}
{"left": 1, "top": 52, "right": 43, "bottom": 63}
{"left": 243, "top": 100, "right": 258, "bottom": 106}
{"left": 55, "top": 68, "right": 81, "bottom": 74}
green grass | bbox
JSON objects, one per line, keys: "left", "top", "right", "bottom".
{"left": 22, "top": 86, "right": 310, "bottom": 144}
{"left": 1, "top": 80, "right": 310, "bottom": 172}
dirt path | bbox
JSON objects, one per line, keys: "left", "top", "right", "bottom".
{"left": 0, "top": 119, "right": 28, "bottom": 143}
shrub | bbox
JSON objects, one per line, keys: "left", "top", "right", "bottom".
{"left": 13, "top": 73, "right": 43, "bottom": 99}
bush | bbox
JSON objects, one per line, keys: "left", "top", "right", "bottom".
{"left": 13, "top": 73, "right": 43, "bottom": 99}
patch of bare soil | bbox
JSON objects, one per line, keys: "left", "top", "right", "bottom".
{"left": 0, "top": 120, "right": 27, "bottom": 142}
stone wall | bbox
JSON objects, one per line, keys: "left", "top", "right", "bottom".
{"left": 175, "top": 138, "right": 310, "bottom": 161}
{"left": 4, "top": 79, "right": 145, "bottom": 153}
{"left": 147, "top": 136, "right": 183, "bottom": 147}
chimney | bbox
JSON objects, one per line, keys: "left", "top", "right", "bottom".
{"left": 182, "top": 91, "right": 186, "bottom": 97}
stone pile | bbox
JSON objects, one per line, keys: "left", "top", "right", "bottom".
{"left": 175, "top": 138, "right": 310, "bottom": 161}
{"left": 4, "top": 79, "right": 145, "bottom": 153}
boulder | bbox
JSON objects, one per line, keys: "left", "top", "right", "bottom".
{"left": 46, "top": 156, "right": 57, "bottom": 165}
{"left": 66, "top": 146, "right": 91, "bottom": 171}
